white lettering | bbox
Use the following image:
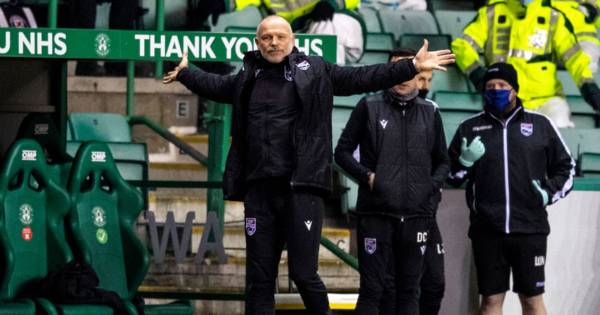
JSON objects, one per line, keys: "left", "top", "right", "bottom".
{"left": 221, "top": 37, "right": 236, "bottom": 60}
{"left": 134, "top": 34, "right": 150, "bottom": 57}
{"left": 183, "top": 36, "right": 199, "bottom": 58}
{"left": 417, "top": 232, "right": 428, "bottom": 243}
{"left": 295, "top": 38, "right": 310, "bottom": 54}
{"left": 36, "top": 32, "right": 53, "bottom": 55}
{"left": 54, "top": 32, "right": 67, "bottom": 55}
{"left": 201, "top": 36, "right": 216, "bottom": 59}
{"left": 166, "top": 36, "right": 182, "bottom": 57}
{"left": 310, "top": 39, "right": 323, "bottom": 56}
{"left": 18, "top": 32, "right": 35, "bottom": 54}
{"left": 149, "top": 35, "right": 165, "bottom": 58}
{"left": 0, "top": 32, "right": 10, "bottom": 54}
{"left": 235, "top": 37, "right": 252, "bottom": 60}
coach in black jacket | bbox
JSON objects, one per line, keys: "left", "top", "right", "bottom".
{"left": 163, "top": 16, "right": 455, "bottom": 315}
{"left": 447, "top": 63, "right": 575, "bottom": 315}
{"left": 335, "top": 48, "right": 450, "bottom": 315}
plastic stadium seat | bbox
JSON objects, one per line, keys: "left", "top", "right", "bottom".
{"left": 365, "top": 32, "right": 394, "bottom": 51}
{"left": 557, "top": 70, "right": 580, "bottom": 96}
{"left": 379, "top": 10, "right": 439, "bottom": 40}
{"left": 434, "top": 10, "right": 477, "bottom": 39}
{"left": 430, "top": 65, "right": 471, "bottom": 93}
{"left": 211, "top": 6, "right": 262, "bottom": 33}
{"left": 398, "top": 34, "right": 451, "bottom": 52}
{"left": 66, "top": 142, "right": 192, "bottom": 315}
{"left": 332, "top": 106, "right": 358, "bottom": 213}
{"left": 17, "top": 113, "right": 69, "bottom": 161}
{"left": 580, "top": 153, "right": 600, "bottom": 177}
{"left": 577, "top": 128, "right": 600, "bottom": 154}
{"left": 224, "top": 26, "right": 255, "bottom": 33}
{"left": 359, "top": 51, "right": 390, "bottom": 64}
{"left": 68, "top": 113, "right": 132, "bottom": 143}
{"left": 443, "top": 122, "right": 461, "bottom": 144}
{"left": 566, "top": 96, "right": 597, "bottom": 128}
{"left": 334, "top": 94, "right": 368, "bottom": 108}
{"left": 359, "top": 8, "right": 382, "bottom": 32}
{"left": 558, "top": 128, "right": 581, "bottom": 159}
{"left": 432, "top": 91, "right": 483, "bottom": 112}
{"left": 0, "top": 140, "right": 113, "bottom": 315}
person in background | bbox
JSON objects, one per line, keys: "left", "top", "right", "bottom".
{"left": 452, "top": 0, "right": 600, "bottom": 128}
{"left": 362, "top": 0, "right": 427, "bottom": 10}
{"left": 447, "top": 62, "right": 575, "bottom": 315}
{"left": 335, "top": 48, "right": 449, "bottom": 315}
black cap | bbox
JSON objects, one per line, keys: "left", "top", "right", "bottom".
{"left": 483, "top": 62, "right": 519, "bottom": 92}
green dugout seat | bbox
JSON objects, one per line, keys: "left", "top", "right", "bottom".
{"left": 332, "top": 106, "right": 359, "bottom": 213}
{"left": 69, "top": 113, "right": 132, "bottom": 143}
{"left": 211, "top": 6, "right": 262, "bottom": 33}
{"left": 66, "top": 142, "right": 192, "bottom": 315}
{"left": 580, "top": 153, "right": 600, "bottom": 177}
{"left": 429, "top": 65, "right": 471, "bottom": 94}
{"left": 0, "top": 140, "right": 66, "bottom": 314}
{"left": 359, "top": 7, "right": 383, "bottom": 32}
{"left": 365, "top": 32, "right": 394, "bottom": 52}
{"left": 398, "top": 34, "right": 451, "bottom": 52}
{"left": 557, "top": 70, "right": 579, "bottom": 96}
{"left": 359, "top": 51, "right": 390, "bottom": 64}
{"left": 432, "top": 91, "right": 483, "bottom": 112}
{"left": 566, "top": 96, "right": 597, "bottom": 128}
{"left": 434, "top": 10, "right": 477, "bottom": 39}
{"left": 379, "top": 9, "right": 439, "bottom": 40}
{"left": 557, "top": 128, "right": 581, "bottom": 160}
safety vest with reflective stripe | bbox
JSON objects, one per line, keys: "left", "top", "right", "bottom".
{"left": 233, "top": 0, "right": 360, "bottom": 22}
{"left": 452, "top": 0, "right": 594, "bottom": 110}
{"left": 552, "top": 0, "right": 599, "bottom": 47}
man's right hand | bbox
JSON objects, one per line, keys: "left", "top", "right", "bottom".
{"left": 163, "top": 53, "right": 189, "bottom": 84}
{"left": 459, "top": 136, "right": 485, "bottom": 167}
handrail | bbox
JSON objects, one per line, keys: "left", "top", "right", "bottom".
{"left": 320, "top": 236, "right": 359, "bottom": 271}
{"left": 127, "top": 115, "right": 209, "bottom": 166}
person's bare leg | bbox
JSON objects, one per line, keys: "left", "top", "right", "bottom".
{"left": 480, "top": 293, "right": 506, "bottom": 315}
{"left": 519, "top": 294, "right": 547, "bottom": 315}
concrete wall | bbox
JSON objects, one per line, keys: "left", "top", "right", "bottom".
{"left": 438, "top": 189, "right": 600, "bottom": 314}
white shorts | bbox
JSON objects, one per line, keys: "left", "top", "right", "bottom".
{"left": 535, "top": 97, "right": 575, "bottom": 128}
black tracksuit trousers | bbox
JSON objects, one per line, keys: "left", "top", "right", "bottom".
{"left": 243, "top": 179, "right": 330, "bottom": 315}
{"left": 419, "top": 220, "right": 445, "bottom": 315}
{"left": 355, "top": 215, "right": 431, "bottom": 315}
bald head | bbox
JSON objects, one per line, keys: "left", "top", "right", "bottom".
{"left": 255, "top": 15, "right": 295, "bottom": 63}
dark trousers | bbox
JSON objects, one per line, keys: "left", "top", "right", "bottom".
{"left": 355, "top": 215, "right": 431, "bottom": 315}
{"left": 419, "top": 220, "right": 445, "bottom": 315}
{"left": 244, "top": 179, "right": 330, "bottom": 315}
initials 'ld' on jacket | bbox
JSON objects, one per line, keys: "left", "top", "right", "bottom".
{"left": 447, "top": 104, "right": 575, "bottom": 235}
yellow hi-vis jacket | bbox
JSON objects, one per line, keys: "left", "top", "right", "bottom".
{"left": 452, "top": 0, "right": 594, "bottom": 110}
{"left": 552, "top": 1, "right": 599, "bottom": 52}
{"left": 232, "top": 0, "right": 360, "bottom": 23}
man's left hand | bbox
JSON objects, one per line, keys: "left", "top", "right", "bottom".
{"left": 414, "top": 39, "right": 456, "bottom": 72}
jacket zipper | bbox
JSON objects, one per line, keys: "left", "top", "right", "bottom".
{"left": 402, "top": 109, "right": 408, "bottom": 210}
{"left": 490, "top": 108, "right": 520, "bottom": 234}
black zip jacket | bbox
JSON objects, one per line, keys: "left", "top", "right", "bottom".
{"left": 177, "top": 48, "right": 418, "bottom": 201}
{"left": 447, "top": 103, "right": 576, "bottom": 236}
{"left": 334, "top": 91, "right": 450, "bottom": 218}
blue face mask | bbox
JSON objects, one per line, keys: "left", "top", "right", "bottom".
{"left": 521, "top": 0, "right": 534, "bottom": 5}
{"left": 484, "top": 89, "right": 512, "bottom": 116}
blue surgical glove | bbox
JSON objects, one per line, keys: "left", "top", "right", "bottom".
{"left": 532, "top": 180, "right": 549, "bottom": 206}
{"left": 459, "top": 136, "right": 486, "bottom": 167}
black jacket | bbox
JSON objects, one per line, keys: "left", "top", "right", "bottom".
{"left": 334, "top": 92, "right": 450, "bottom": 218}
{"left": 177, "top": 48, "right": 418, "bottom": 201}
{"left": 447, "top": 104, "right": 576, "bottom": 236}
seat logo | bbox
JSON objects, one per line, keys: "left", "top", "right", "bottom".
{"left": 96, "top": 228, "right": 108, "bottom": 244}
{"left": 92, "top": 207, "right": 106, "bottom": 227}
{"left": 91, "top": 151, "right": 106, "bottom": 162}
{"left": 34, "top": 124, "right": 49, "bottom": 135}
{"left": 364, "top": 238, "right": 377, "bottom": 254}
{"left": 21, "top": 227, "right": 33, "bottom": 241}
{"left": 21, "top": 150, "right": 37, "bottom": 161}
{"left": 19, "top": 204, "right": 33, "bottom": 225}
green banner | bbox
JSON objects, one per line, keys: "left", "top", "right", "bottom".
{"left": 0, "top": 28, "right": 337, "bottom": 62}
